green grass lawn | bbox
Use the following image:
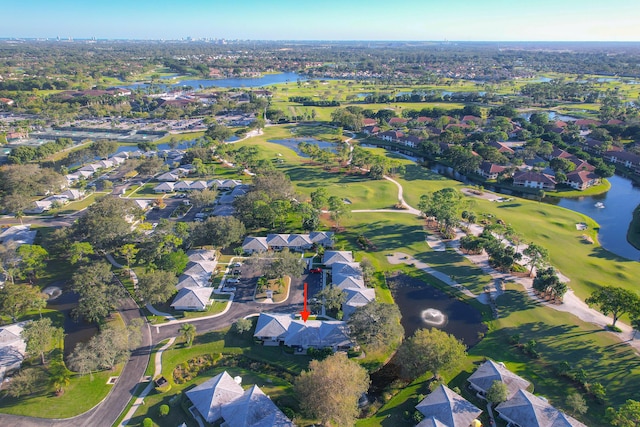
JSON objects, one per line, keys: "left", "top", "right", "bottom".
{"left": 48, "top": 192, "right": 108, "bottom": 215}
{"left": 471, "top": 282, "right": 640, "bottom": 426}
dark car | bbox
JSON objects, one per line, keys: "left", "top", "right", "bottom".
{"left": 309, "top": 268, "right": 322, "bottom": 274}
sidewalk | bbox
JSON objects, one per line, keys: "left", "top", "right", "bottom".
{"left": 120, "top": 337, "right": 176, "bottom": 426}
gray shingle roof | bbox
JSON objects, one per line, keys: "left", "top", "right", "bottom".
{"left": 416, "top": 384, "right": 482, "bottom": 427}
{"left": 496, "top": 389, "right": 586, "bottom": 427}
{"left": 186, "top": 371, "right": 244, "bottom": 423}
{"left": 468, "top": 360, "right": 531, "bottom": 399}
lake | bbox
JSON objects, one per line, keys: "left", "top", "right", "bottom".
{"left": 388, "top": 272, "right": 486, "bottom": 345}
{"left": 267, "top": 138, "right": 338, "bottom": 157}
{"left": 546, "top": 174, "right": 640, "bottom": 260}
{"left": 122, "top": 72, "right": 305, "bottom": 91}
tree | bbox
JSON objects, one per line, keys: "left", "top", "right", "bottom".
{"left": 310, "top": 187, "right": 329, "bottom": 210}
{"left": 192, "top": 216, "right": 246, "bottom": 249}
{"left": 295, "top": 353, "right": 370, "bottom": 427}
{"left": 232, "top": 318, "right": 253, "bottom": 335}
{"left": 49, "top": 361, "right": 72, "bottom": 395}
{"left": 523, "top": 243, "right": 549, "bottom": 276}
{"left": 347, "top": 301, "right": 404, "bottom": 351}
{"left": 0, "top": 241, "right": 20, "bottom": 285}
{"left": 486, "top": 380, "right": 508, "bottom": 405}
{"left": 0, "top": 283, "right": 47, "bottom": 321}
{"left": 566, "top": 393, "right": 588, "bottom": 416}
{"left": 159, "top": 404, "right": 170, "bottom": 417}
{"left": 91, "top": 140, "right": 118, "bottom": 159}
{"left": 136, "top": 270, "right": 178, "bottom": 305}
{"left": 136, "top": 157, "right": 165, "bottom": 177}
{"left": 21, "top": 317, "right": 62, "bottom": 365}
{"left": 71, "top": 262, "right": 125, "bottom": 324}
{"left": 189, "top": 188, "right": 218, "bottom": 208}
{"left": 157, "top": 250, "right": 190, "bottom": 275}
{"left": 607, "top": 399, "right": 640, "bottom": 427}
{"left": 328, "top": 195, "right": 350, "bottom": 228}
{"left": 68, "top": 241, "right": 94, "bottom": 265}
{"left": 315, "top": 285, "right": 347, "bottom": 313}
{"left": 6, "top": 368, "right": 45, "bottom": 398}
{"left": 268, "top": 248, "right": 305, "bottom": 280}
{"left": 585, "top": 286, "right": 640, "bottom": 329}
{"left": 179, "top": 323, "right": 196, "bottom": 347}
{"left": 16, "top": 244, "right": 48, "bottom": 282}
{"left": 395, "top": 328, "right": 467, "bottom": 380}
{"left": 117, "top": 243, "right": 139, "bottom": 271}
{"left": 73, "top": 196, "right": 141, "bottom": 251}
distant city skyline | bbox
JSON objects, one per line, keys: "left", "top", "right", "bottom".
{"left": 3, "top": 0, "right": 640, "bottom": 42}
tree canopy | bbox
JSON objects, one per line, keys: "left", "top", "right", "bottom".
{"left": 347, "top": 301, "right": 404, "bottom": 352}
{"left": 295, "top": 352, "right": 370, "bottom": 426}
{"left": 395, "top": 328, "right": 467, "bottom": 380}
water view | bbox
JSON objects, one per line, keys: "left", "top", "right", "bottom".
{"left": 387, "top": 272, "right": 486, "bottom": 345}
{"left": 267, "top": 138, "right": 338, "bottom": 157}
{"left": 122, "top": 72, "right": 305, "bottom": 91}
{"left": 546, "top": 174, "right": 640, "bottom": 260}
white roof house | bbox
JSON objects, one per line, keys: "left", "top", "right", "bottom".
{"left": 176, "top": 275, "right": 208, "bottom": 291}
{"left": 186, "top": 371, "right": 294, "bottom": 426}
{"left": 342, "top": 288, "right": 376, "bottom": 318}
{"left": 242, "top": 237, "right": 269, "bottom": 254}
{"left": 186, "top": 371, "right": 244, "bottom": 423}
{"left": 309, "top": 231, "right": 334, "bottom": 247}
{"left": 154, "top": 182, "right": 175, "bottom": 193}
{"left": 415, "top": 384, "right": 482, "bottom": 427}
{"left": 170, "top": 286, "right": 213, "bottom": 311}
{"left": 61, "top": 189, "right": 85, "bottom": 200}
{"left": 0, "top": 322, "right": 28, "bottom": 381}
{"left": 156, "top": 171, "right": 181, "bottom": 182}
{"left": 254, "top": 313, "right": 353, "bottom": 351}
{"left": 190, "top": 180, "right": 210, "bottom": 191}
{"left": 0, "top": 225, "right": 37, "bottom": 247}
{"left": 323, "top": 251, "right": 354, "bottom": 266}
{"left": 188, "top": 249, "right": 216, "bottom": 263}
{"left": 468, "top": 360, "right": 532, "bottom": 399}
{"left": 220, "top": 384, "right": 295, "bottom": 427}
{"left": 496, "top": 389, "right": 587, "bottom": 427}
{"left": 174, "top": 180, "right": 193, "bottom": 191}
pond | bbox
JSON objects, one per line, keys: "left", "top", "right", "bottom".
{"left": 267, "top": 138, "right": 337, "bottom": 157}
{"left": 388, "top": 272, "right": 486, "bottom": 345}
{"left": 47, "top": 291, "right": 99, "bottom": 357}
{"left": 545, "top": 174, "right": 640, "bottom": 260}
{"left": 122, "top": 71, "right": 305, "bottom": 91}
{"left": 368, "top": 273, "right": 486, "bottom": 398}
{"left": 519, "top": 111, "right": 578, "bottom": 122}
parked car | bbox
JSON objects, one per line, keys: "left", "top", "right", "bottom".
{"left": 309, "top": 268, "right": 322, "bottom": 274}
{"left": 233, "top": 269, "right": 241, "bottom": 275}
{"left": 232, "top": 262, "right": 243, "bottom": 267}
{"left": 226, "top": 277, "right": 240, "bottom": 284}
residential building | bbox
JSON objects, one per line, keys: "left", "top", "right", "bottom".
{"left": 415, "top": 384, "right": 482, "bottom": 427}
{"left": 0, "top": 322, "right": 27, "bottom": 381}
{"left": 467, "top": 360, "right": 531, "bottom": 399}
{"left": 170, "top": 286, "right": 213, "bottom": 311}
{"left": 496, "top": 389, "right": 586, "bottom": 427}
{"left": 513, "top": 171, "right": 556, "bottom": 190}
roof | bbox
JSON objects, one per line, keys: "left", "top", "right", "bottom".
{"left": 188, "top": 249, "right": 216, "bottom": 262}
{"left": 343, "top": 288, "right": 376, "bottom": 318}
{"left": 254, "top": 313, "right": 293, "bottom": 339}
{"left": 220, "top": 384, "right": 295, "bottom": 427}
{"left": 323, "top": 251, "right": 354, "bottom": 266}
{"left": 309, "top": 231, "right": 334, "bottom": 246}
{"left": 186, "top": 371, "right": 244, "bottom": 423}
{"left": 254, "top": 313, "right": 353, "bottom": 349}
{"left": 416, "top": 384, "right": 482, "bottom": 427}
{"left": 154, "top": 182, "right": 175, "bottom": 192}
{"left": 513, "top": 171, "right": 556, "bottom": 185}
{"left": 176, "top": 275, "right": 207, "bottom": 290}
{"left": 242, "top": 236, "right": 269, "bottom": 252}
{"left": 171, "top": 286, "right": 213, "bottom": 309}
{"left": 479, "top": 161, "right": 507, "bottom": 174}
{"left": 415, "top": 416, "right": 449, "bottom": 427}
{"left": 565, "top": 170, "right": 599, "bottom": 184}
{"left": 468, "top": 360, "right": 531, "bottom": 398}
{"left": 496, "top": 389, "right": 587, "bottom": 427}
{"left": 0, "top": 322, "right": 27, "bottom": 381}
{"left": 0, "top": 225, "right": 37, "bottom": 246}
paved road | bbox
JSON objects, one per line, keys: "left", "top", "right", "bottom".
{"left": 0, "top": 292, "right": 152, "bottom": 427}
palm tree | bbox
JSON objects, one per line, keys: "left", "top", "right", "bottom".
{"left": 49, "top": 362, "right": 72, "bottom": 396}
{"left": 179, "top": 323, "right": 196, "bottom": 347}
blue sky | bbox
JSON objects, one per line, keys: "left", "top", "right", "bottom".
{"left": 3, "top": 0, "right": 640, "bottom": 41}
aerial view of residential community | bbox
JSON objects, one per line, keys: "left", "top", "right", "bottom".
{"left": 2, "top": 1, "right": 640, "bottom": 426}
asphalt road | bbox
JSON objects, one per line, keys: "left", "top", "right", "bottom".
{"left": 0, "top": 291, "right": 152, "bottom": 427}
{"left": 0, "top": 263, "right": 317, "bottom": 427}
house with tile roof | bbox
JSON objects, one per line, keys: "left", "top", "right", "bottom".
{"left": 496, "top": 389, "right": 586, "bottom": 427}
{"left": 0, "top": 322, "right": 27, "bottom": 381}
{"left": 477, "top": 161, "right": 507, "bottom": 180}
{"left": 253, "top": 313, "right": 353, "bottom": 352}
{"left": 513, "top": 170, "right": 556, "bottom": 190}
{"left": 171, "top": 286, "right": 213, "bottom": 311}
{"left": 467, "top": 360, "right": 531, "bottom": 399}
{"left": 564, "top": 170, "right": 600, "bottom": 190}
{"left": 415, "top": 384, "right": 482, "bottom": 427}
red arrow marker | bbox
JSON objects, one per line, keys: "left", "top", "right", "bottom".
{"left": 300, "top": 282, "right": 310, "bottom": 322}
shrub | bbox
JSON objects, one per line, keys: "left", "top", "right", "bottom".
{"left": 142, "top": 418, "right": 154, "bottom": 427}
{"left": 159, "top": 404, "right": 170, "bottom": 417}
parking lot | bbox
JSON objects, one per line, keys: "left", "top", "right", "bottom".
{"left": 221, "top": 259, "right": 323, "bottom": 307}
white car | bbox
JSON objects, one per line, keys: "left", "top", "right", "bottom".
{"left": 232, "top": 262, "right": 243, "bottom": 267}
{"left": 225, "top": 277, "right": 240, "bottom": 284}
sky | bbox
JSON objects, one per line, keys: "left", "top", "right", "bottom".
{"left": 3, "top": 0, "right": 640, "bottom": 42}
